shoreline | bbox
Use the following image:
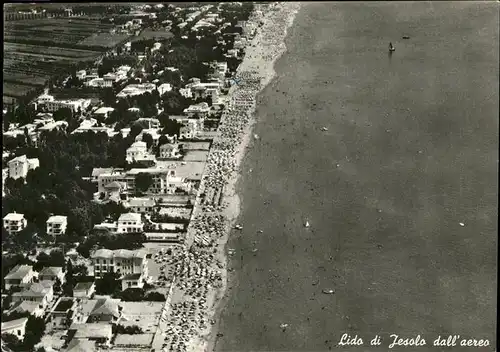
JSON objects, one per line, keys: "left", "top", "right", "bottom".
{"left": 201, "top": 3, "right": 302, "bottom": 352}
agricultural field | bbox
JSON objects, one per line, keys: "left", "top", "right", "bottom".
{"left": 78, "top": 32, "right": 130, "bottom": 48}
{"left": 3, "top": 16, "right": 131, "bottom": 103}
{"left": 131, "top": 28, "right": 174, "bottom": 42}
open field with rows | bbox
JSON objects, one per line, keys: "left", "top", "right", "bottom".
{"left": 3, "top": 16, "right": 131, "bottom": 103}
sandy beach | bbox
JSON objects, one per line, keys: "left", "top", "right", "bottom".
{"left": 158, "top": 3, "right": 302, "bottom": 352}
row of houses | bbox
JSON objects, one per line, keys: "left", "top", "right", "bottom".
{"left": 3, "top": 212, "right": 67, "bottom": 236}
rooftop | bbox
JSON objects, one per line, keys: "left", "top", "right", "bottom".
{"left": 39, "top": 266, "right": 63, "bottom": 276}
{"left": 5, "top": 265, "right": 32, "bottom": 280}
{"left": 46, "top": 215, "right": 67, "bottom": 223}
{"left": 126, "top": 198, "right": 156, "bottom": 208}
{"left": 13, "top": 281, "right": 54, "bottom": 298}
{"left": 54, "top": 298, "right": 74, "bottom": 312}
{"left": 114, "top": 333, "right": 154, "bottom": 347}
{"left": 1, "top": 317, "right": 28, "bottom": 331}
{"left": 70, "top": 323, "right": 112, "bottom": 339}
{"left": 118, "top": 212, "right": 142, "bottom": 222}
{"left": 122, "top": 273, "right": 142, "bottom": 280}
{"left": 3, "top": 212, "right": 25, "bottom": 221}
{"left": 74, "top": 282, "right": 95, "bottom": 292}
{"left": 65, "top": 338, "right": 96, "bottom": 352}
{"left": 93, "top": 107, "right": 115, "bottom": 115}
{"left": 89, "top": 298, "right": 120, "bottom": 318}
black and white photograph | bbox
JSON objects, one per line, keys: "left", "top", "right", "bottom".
{"left": 1, "top": 2, "right": 498, "bottom": 352}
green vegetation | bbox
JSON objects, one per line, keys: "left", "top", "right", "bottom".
{"left": 114, "top": 287, "right": 166, "bottom": 302}
{"left": 95, "top": 271, "right": 121, "bottom": 295}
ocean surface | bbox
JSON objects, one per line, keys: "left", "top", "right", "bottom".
{"left": 215, "top": 2, "right": 498, "bottom": 351}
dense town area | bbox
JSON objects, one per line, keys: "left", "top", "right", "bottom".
{"left": 1, "top": 2, "right": 272, "bottom": 351}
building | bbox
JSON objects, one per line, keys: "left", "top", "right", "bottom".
{"left": 159, "top": 143, "right": 181, "bottom": 159}
{"left": 76, "top": 70, "right": 86, "bottom": 79}
{"left": 3, "top": 213, "right": 27, "bottom": 234}
{"left": 46, "top": 215, "right": 68, "bottom": 236}
{"left": 189, "top": 82, "right": 221, "bottom": 101}
{"left": 117, "top": 83, "right": 156, "bottom": 98}
{"left": 7, "top": 155, "right": 39, "bottom": 180}
{"left": 73, "top": 282, "right": 96, "bottom": 299}
{"left": 93, "top": 107, "right": 115, "bottom": 120}
{"left": 121, "top": 273, "right": 144, "bottom": 291}
{"left": 12, "top": 281, "right": 54, "bottom": 310}
{"left": 179, "top": 120, "right": 200, "bottom": 140}
{"left": 124, "top": 198, "right": 156, "bottom": 214}
{"left": 136, "top": 118, "right": 160, "bottom": 129}
{"left": 38, "top": 120, "right": 68, "bottom": 134}
{"left": 4, "top": 265, "right": 35, "bottom": 290}
{"left": 96, "top": 167, "right": 180, "bottom": 196}
{"left": 5, "top": 300, "right": 44, "bottom": 318}
{"left": 87, "top": 298, "right": 121, "bottom": 323}
{"left": 68, "top": 323, "right": 113, "bottom": 347}
{"left": 157, "top": 83, "right": 172, "bottom": 96}
{"left": 126, "top": 141, "right": 149, "bottom": 163}
{"left": 38, "top": 266, "right": 65, "bottom": 283}
{"left": 48, "top": 297, "right": 77, "bottom": 330}
{"left": 183, "top": 102, "right": 210, "bottom": 119}
{"left": 43, "top": 98, "right": 91, "bottom": 113}
{"left": 91, "top": 249, "right": 148, "bottom": 281}
{"left": 1, "top": 317, "right": 29, "bottom": 341}
{"left": 117, "top": 213, "right": 144, "bottom": 233}
{"left": 64, "top": 338, "right": 97, "bottom": 352}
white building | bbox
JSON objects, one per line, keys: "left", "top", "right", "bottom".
{"left": 7, "top": 155, "right": 39, "bottom": 180}
{"left": 179, "top": 88, "right": 193, "bottom": 99}
{"left": 117, "top": 83, "right": 156, "bottom": 98}
{"left": 157, "top": 83, "right": 172, "bottom": 96}
{"left": 91, "top": 248, "right": 148, "bottom": 281}
{"left": 179, "top": 119, "right": 202, "bottom": 140}
{"left": 76, "top": 70, "right": 87, "bottom": 80}
{"left": 190, "top": 82, "right": 221, "bottom": 101}
{"left": 183, "top": 102, "right": 210, "bottom": 118}
{"left": 1, "top": 317, "right": 29, "bottom": 341}
{"left": 4, "top": 265, "right": 35, "bottom": 290}
{"left": 124, "top": 198, "right": 156, "bottom": 214}
{"left": 117, "top": 213, "right": 144, "bottom": 233}
{"left": 96, "top": 166, "right": 183, "bottom": 196}
{"left": 159, "top": 143, "right": 181, "bottom": 159}
{"left": 38, "top": 95, "right": 91, "bottom": 113}
{"left": 136, "top": 118, "right": 160, "bottom": 129}
{"left": 126, "top": 141, "right": 152, "bottom": 163}
{"left": 3, "top": 213, "right": 27, "bottom": 234}
{"left": 93, "top": 107, "right": 115, "bottom": 120}
{"left": 46, "top": 215, "right": 68, "bottom": 236}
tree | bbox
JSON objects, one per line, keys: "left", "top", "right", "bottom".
{"left": 72, "top": 264, "right": 89, "bottom": 278}
{"left": 161, "top": 118, "right": 182, "bottom": 137}
{"left": 53, "top": 277, "right": 62, "bottom": 293}
{"left": 145, "top": 291, "right": 166, "bottom": 301}
{"left": 53, "top": 107, "right": 73, "bottom": 122}
{"left": 142, "top": 133, "right": 154, "bottom": 149}
{"left": 135, "top": 173, "right": 153, "bottom": 193}
{"left": 63, "top": 259, "right": 74, "bottom": 297}
{"left": 115, "top": 288, "right": 145, "bottom": 301}
{"left": 95, "top": 271, "right": 121, "bottom": 295}
{"left": 33, "top": 250, "right": 65, "bottom": 272}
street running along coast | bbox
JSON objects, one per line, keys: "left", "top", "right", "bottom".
{"left": 160, "top": 3, "right": 302, "bottom": 352}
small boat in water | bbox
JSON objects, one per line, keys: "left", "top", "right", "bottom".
{"left": 322, "top": 289, "right": 335, "bottom": 294}
{"left": 402, "top": 35, "right": 410, "bottom": 39}
{"left": 389, "top": 42, "right": 395, "bottom": 52}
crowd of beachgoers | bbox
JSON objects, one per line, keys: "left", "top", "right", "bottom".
{"left": 159, "top": 3, "right": 302, "bottom": 352}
